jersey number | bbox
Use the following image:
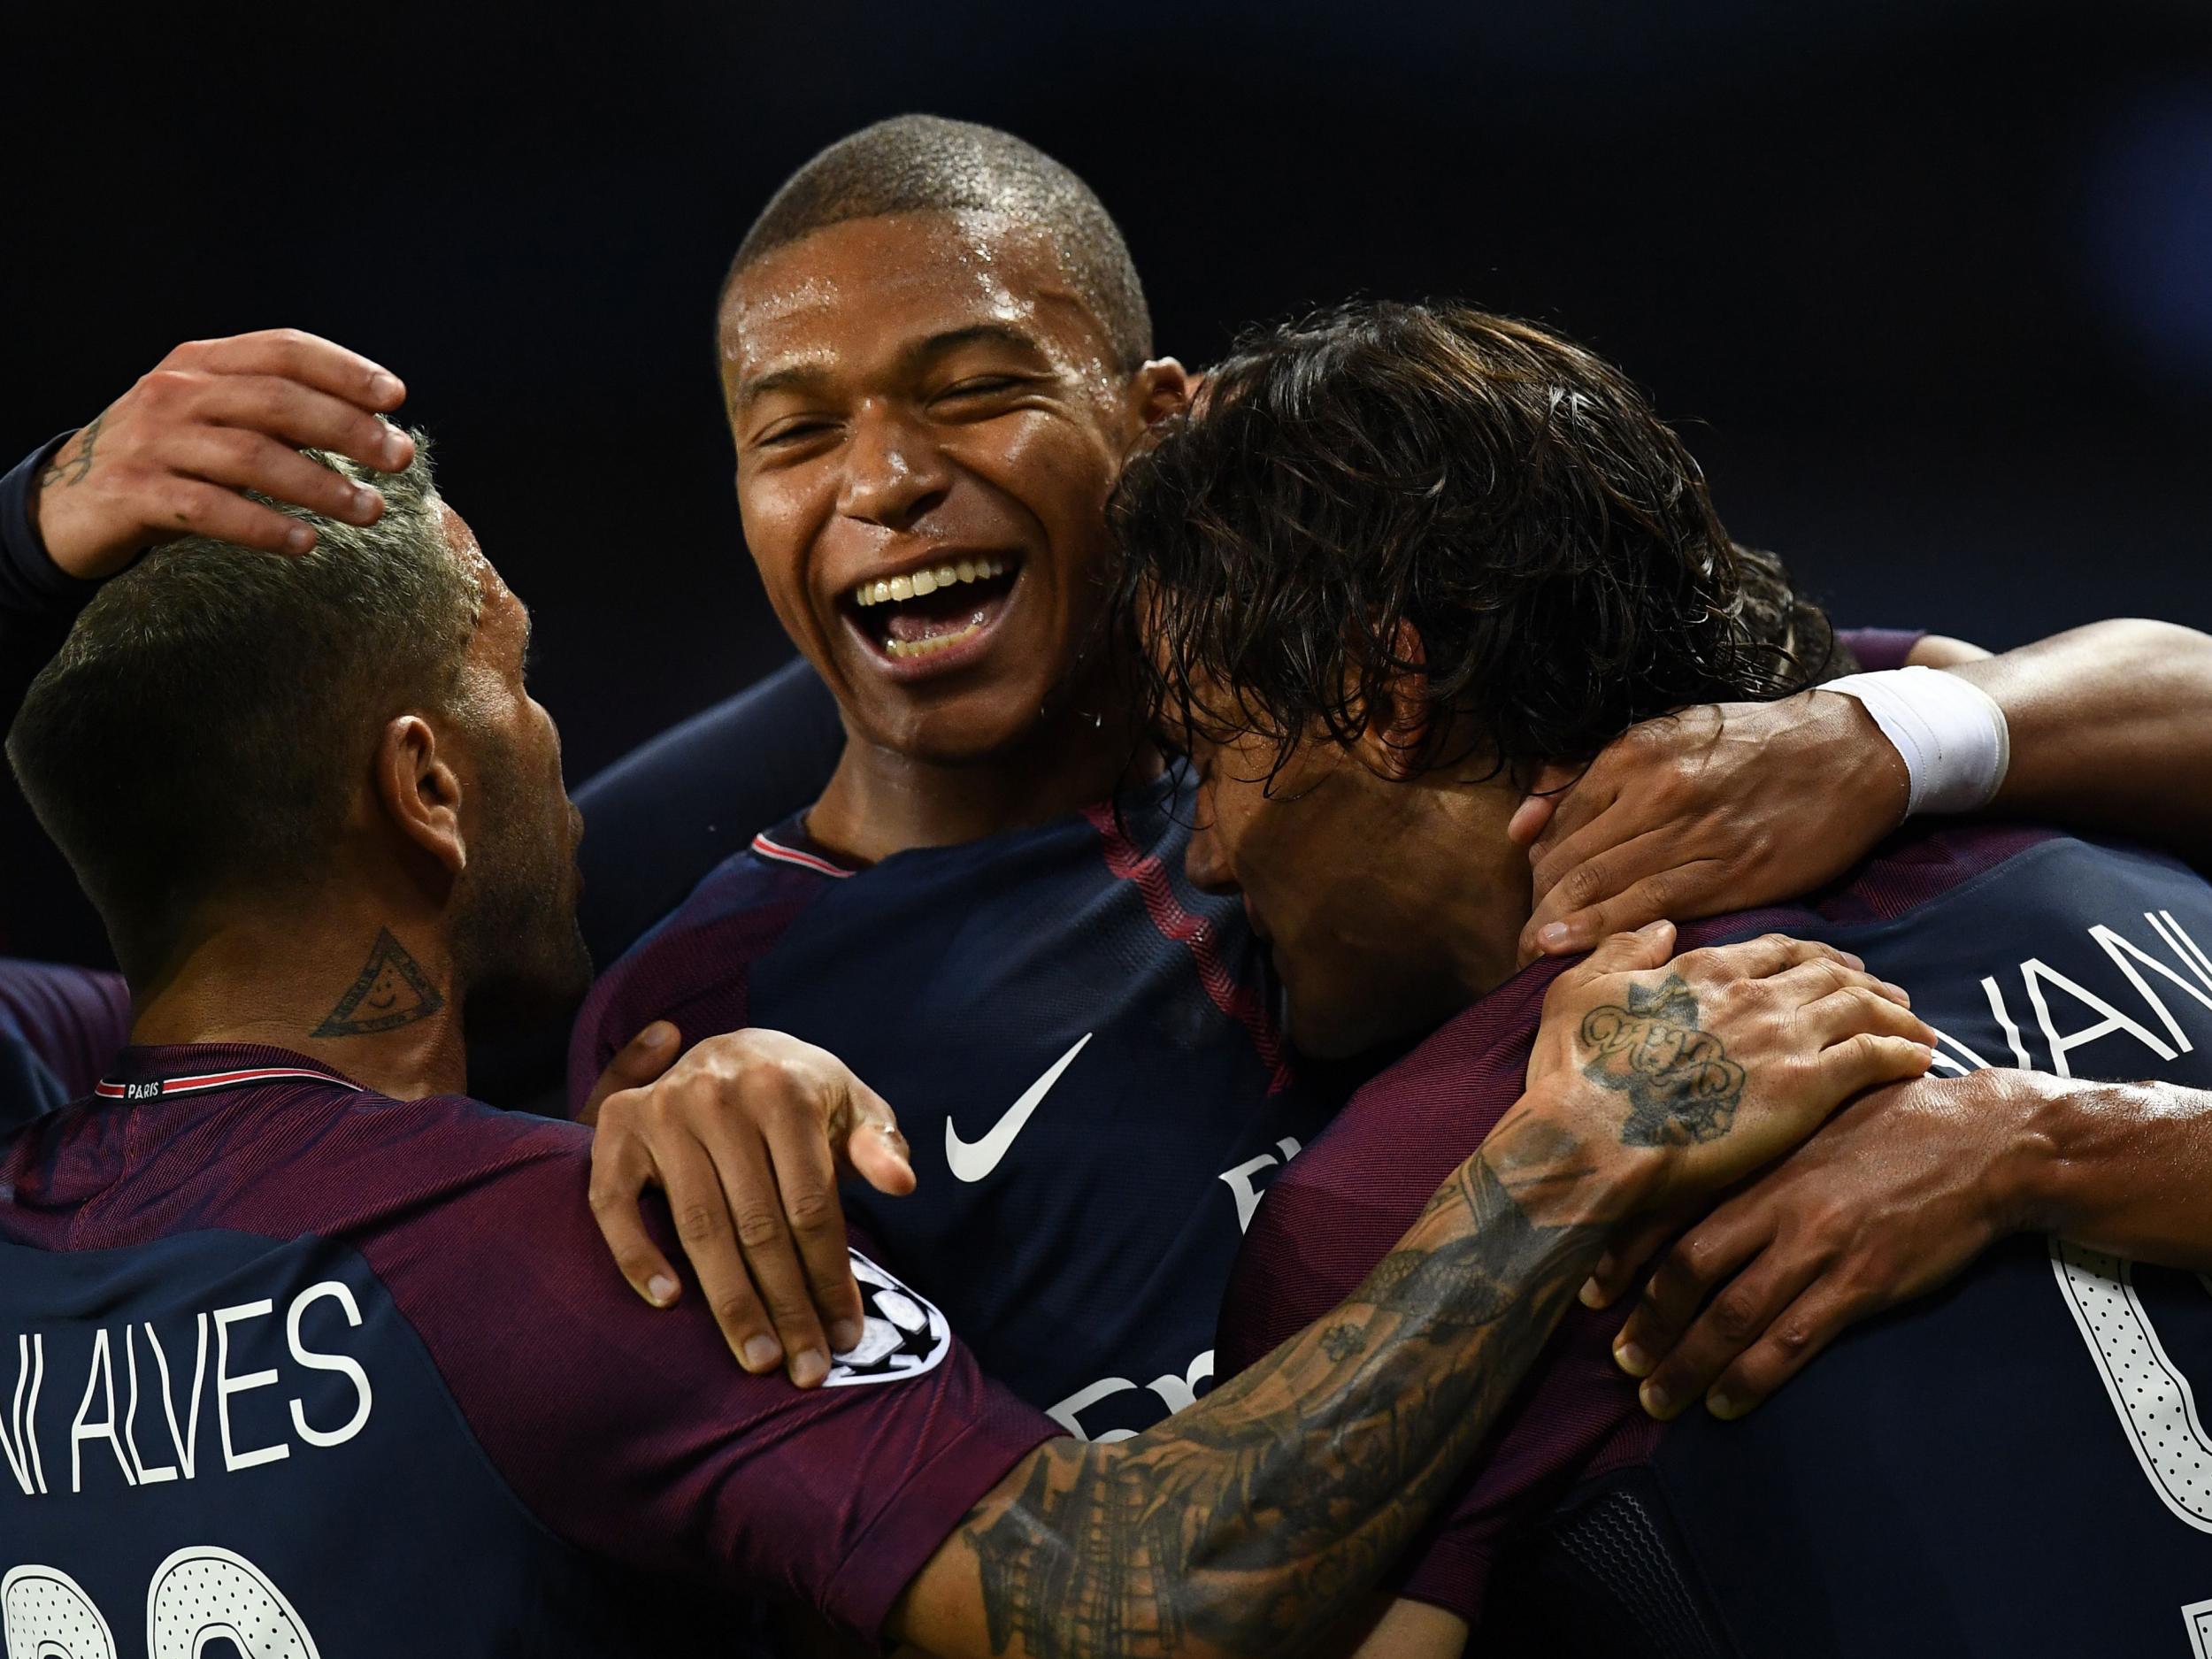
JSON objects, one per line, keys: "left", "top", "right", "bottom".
{"left": 2, "top": 1548, "right": 319, "bottom": 1659}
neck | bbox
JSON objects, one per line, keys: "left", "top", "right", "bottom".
{"left": 805, "top": 695, "right": 1160, "bottom": 864}
{"left": 1379, "top": 777, "right": 1534, "bottom": 1008}
{"left": 129, "top": 910, "right": 467, "bottom": 1102}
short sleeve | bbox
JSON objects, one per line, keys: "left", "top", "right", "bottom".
{"left": 0, "top": 959, "right": 131, "bottom": 1113}
{"left": 355, "top": 1117, "right": 1055, "bottom": 1639}
{"left": 1832, "top": 626, "right": 1927, "bottom": 673}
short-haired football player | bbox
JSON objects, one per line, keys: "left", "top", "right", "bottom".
{"left": 1117, "top": 298, "right": 2212, "bottom": 1656}
{"left": 0, "top": 431, "right": 1928, "bottom": 1655}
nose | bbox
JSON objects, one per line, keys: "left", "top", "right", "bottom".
{"left": 837, "top": 403, "right": 951, "bottom": 533}
{"left": 1184, "top": 818, "right": 1239, "bottom": 895}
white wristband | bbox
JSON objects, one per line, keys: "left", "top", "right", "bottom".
{"left": 1824, "top": 665, "right": 2012, "bottom": 816}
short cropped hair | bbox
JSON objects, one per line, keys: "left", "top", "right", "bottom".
{"left": 7, "top": 434, "right": 480, "bottom": 979}
{"left": 1112, "top": 301, "right": 1845, "bottom": 786}
{"left": 726, "top": 114, "right": 1153, "bottom": 371}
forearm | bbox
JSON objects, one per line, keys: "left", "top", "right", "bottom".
{"left": 1950, "top": 619, "right": 2212, "bottom": 860}
{"left": 0, "top": 434, "right": 99, "bottom": 733}
{"left": 2013, "top": 1071, "right": 2212, "bottom": 1271}
{"left": 897, "top": 1108, "right": 1621, "bottom": 1659}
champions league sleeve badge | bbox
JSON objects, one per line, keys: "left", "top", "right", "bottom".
{"left": 823, "top": 1251, "right": 954, "bottom": 1386}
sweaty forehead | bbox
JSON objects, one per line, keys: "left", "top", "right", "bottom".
{"left": 719, "top": 210, "right": 1113, "bottom": 383}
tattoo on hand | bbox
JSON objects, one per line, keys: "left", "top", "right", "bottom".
{"left": 1578, "top": 972, "right": 1745, "bottom": 1145}
{"left": 35, "top": 412, "right": 106, "bottom": 491}
{"left": 959, "top": 1155, "right": 1602, "bottom": 1656}
{"left": 311, "top": 928, "right": 445, "bottom": 1037}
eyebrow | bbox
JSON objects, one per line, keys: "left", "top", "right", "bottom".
{"left": 735, "top": 322, "right": 1050, "bottom": 411}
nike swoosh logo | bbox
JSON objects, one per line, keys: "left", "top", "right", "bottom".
{"left": 944, "top": 1032, "right": 1094, "bottom": 1183}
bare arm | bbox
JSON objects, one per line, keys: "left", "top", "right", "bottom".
{"left": 888, "top": 930, "right": 1933, "bottom": 1658}
{"left": 1515, "top": 617, "right": 2212, "bottom": 957}
{"left": 2013, "top": 1071, "right": 2212, "bottom": 1270}
{"left": 1949, "top": 618, "right": 2212, "bottom": 864}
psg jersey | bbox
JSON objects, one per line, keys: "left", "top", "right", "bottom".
{"left": 1220, "top": 826, "right": 2212, "bottom": 1657}
{"left": 0, "top": 1045, "right": 1051, "bottom": 1654}
{"left": 574, "top": 770, "right": 1335, "bottom": 1440}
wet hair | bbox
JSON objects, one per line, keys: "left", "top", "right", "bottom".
{"left": 726, "top": 114, "right": 1153, "bottom": 371}
{"left": 6, "top": 434, "right": 480, "bottom": 980}
{"left": 1112, "top": 300, "right": 1845, "bottom": 786}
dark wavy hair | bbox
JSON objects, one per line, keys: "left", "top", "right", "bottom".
{"left": 1111, "top": 300, "right": 1846, "bottom": 785}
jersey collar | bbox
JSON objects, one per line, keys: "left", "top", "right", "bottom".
{"left": 97, "top": 1042, "right": 365, "bottom": 1103}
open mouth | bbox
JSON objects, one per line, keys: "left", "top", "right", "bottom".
{"left": 845, "top": 555, "right": 1021, "bottom": 664}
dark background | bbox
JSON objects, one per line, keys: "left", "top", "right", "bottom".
{"left": 5, "top": 1, "right": 2209, "bottom": 963}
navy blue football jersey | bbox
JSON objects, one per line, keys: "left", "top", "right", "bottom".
{"left": 1224, "top": 826, "right": 2212, "bottom": 1656}
{"left": 576, "top": 772, "right": 1336, "bottom": 1439}
{"left": 0, "top": 1045, "right": 1053, "bottom": 1655}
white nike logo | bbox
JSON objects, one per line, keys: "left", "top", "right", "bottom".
{"left": 944, "top": 1033, "right": 1094, "bottom": 1183}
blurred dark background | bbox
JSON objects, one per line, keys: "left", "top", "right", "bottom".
{"left": 5, "top": 0, "right": 2209, "bottom": 964}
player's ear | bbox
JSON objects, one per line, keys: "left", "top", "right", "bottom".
{"left": 1355, "top": 618, "right": 1432, "bottom": 782}
{"left": 1128, "top": 357, "right": 1196, "bottom": 436}
{"left": 373, "top": 712, "right": 467, "bottom": 880}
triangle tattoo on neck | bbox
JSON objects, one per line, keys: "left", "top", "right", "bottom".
{"left": 311, "top": 927, "right": 446, "bottom": 1037}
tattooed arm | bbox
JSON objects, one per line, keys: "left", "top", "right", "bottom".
{"left": 888, "top": 926, "right": 1936, "bottom": 1659}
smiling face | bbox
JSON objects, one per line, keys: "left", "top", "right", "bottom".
{"left": 721, "top": 211, "right": 1178, "bottom": 764}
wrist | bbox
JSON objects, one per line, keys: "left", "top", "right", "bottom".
{"left": 1480, "top": 1088, "right": 1660, "bottom": 1229}
{"left": 1983, "top": 1069, "right": 2084, "bottom": 1237}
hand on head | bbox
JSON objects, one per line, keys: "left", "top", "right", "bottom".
{"left": 34, "top": 328, "right": 416, "bottom": 580}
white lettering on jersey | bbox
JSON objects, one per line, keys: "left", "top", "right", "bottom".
{"left": 2, "top": 1284, "right": 371, "bottom": 1502}
{"left": 1218, "top": 1137, "right": 1303, "bottom": 1233}
{"left": 1048, "top": 1351, "right": 1216, "bottom": 1441}
{"left": 212, "top": 1302, "right": 287, "bottom": 1475}
{"left": 944, "top": 1033, "right": 1094, "bottom": 1183}
{"left": 0, "top": 1563, "right": 113, "bottom": 1658}
{"left": 0, "top": 1339, "right": 45, "bottom": 1498}
{"left": 66, "top": 1331, "right": 133, "bottom": 1495}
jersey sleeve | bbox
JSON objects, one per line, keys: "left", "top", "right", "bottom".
{"left": 1832, "top": 626, "right": 1926, "bottom": 672}
{"left": 0, "top": 434, "right": 105, "bottom": 733}
{"left": 0, "top": 958, "right": 130, "bottom": 1113}
{"left": 355, "top": 1112, "right": 1056, "bottom": 1640}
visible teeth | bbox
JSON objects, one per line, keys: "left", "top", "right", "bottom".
{"left": 850, "top": 558, "right": 1014, "bottom": 609}
{"left": 885, "top": 619, "right": 987, "bottom": 660}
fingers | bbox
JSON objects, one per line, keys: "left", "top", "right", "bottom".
{"left": 1579, "top": 1208, "right": 1684, "bottom": 1310}
{"left": 1817, "top": 1030, "right": 1938, "bottom": 1099}
{"left": 587, "top": 1121, "right": 683, "bottom": 1311}
{"left": 699, "top": 1121, "right": 835, "bottom": 1387}
{"left": 658, "top": 1128, "right": 790, "bottom": 1379}
{"left": 1573, "top": 918, "right": 1678, "bottom": 978}
{"left": 755, "top": 1103, "right": 865, "bottom": 1358}
{"left": 1525, "top": 760, "right": 1617, "bottom": 864}
{"left": 579, "top": 1022, "right": 680, "bottom": 1127}
{"left": 1799, "top": 982, "right": 1937, "bottom": 1050}
{"left": 1701, "top": 1278, "right": 1869, "bottom": 1418}
{"left": 1523, "top": 863, "right": 1725, "bottom": 960}
{"left": 186, "top": 373, "right": 416, "bottom": 475}
{"left": 1625, "top": 1232, "right": 1822, "bottom": 1422}
{"left": 1505, "top": 786, "right": 1562, "bottom": 848}
{"left": 171, "top": 328, "right": 406, "bottom": 413}
{"left": 164, "top": 426, "right": 389, "bottom": 529}
{"left": 1676, "top": 933, "right": 1864, "bottom": 985}
{"left": 126, "top": 478, "right": 326, "bottom": 556}
{"left": 837, "top": 1079, "right": 916, "bottom": 1197}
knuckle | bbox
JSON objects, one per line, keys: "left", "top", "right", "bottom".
{"left": 1770, "top": 1318, "right": 1820, "bottom": 1357}
{"left": 1674, "top": 1234, "right": 1723, "bottom": 1287}
{"left": 711, "top": 1295, "right": 758, "bottom": 1331}
{"left": 676, "top": 1202, "right": 728, "bottom": 1243}
{"left": 783, "top": 1187, "right": 841, "bottom": 1234}
{"left": 733, "top": 1207, "right": 787, "bottom": 1250}
{"left": 1561, "top": 864, "right": 1609, "bottom": 909}
{"left": 1708, "top": 1289, "right": 1762, "bottom": 1343}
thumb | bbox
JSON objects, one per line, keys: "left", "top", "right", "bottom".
{"left": 1580, "top": 918, "right": 1678, "bottom": 976}
{"left": 839, "top": 1083, "right": 916, "bottom": 1196}
{"left": 579, "top": 1020, "right": 681, "bottom": 1126}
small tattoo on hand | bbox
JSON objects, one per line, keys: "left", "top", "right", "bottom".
{"left": 35, "top": 411, "right": 106, "bottom": 491}
{"left": 1578, "top": 973, "right": 1746, "bottom": 1145}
